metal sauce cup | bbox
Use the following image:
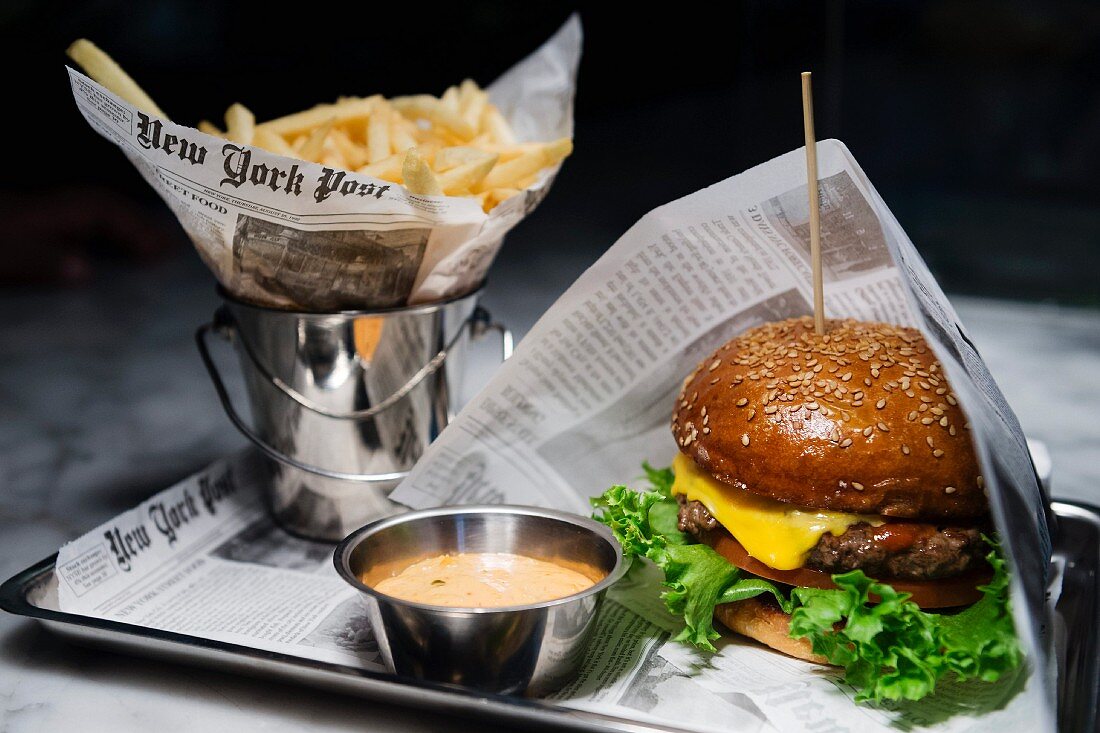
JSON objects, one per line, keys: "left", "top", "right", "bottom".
{"left": 333, "top": 506, "right": 626, "bottom": 696}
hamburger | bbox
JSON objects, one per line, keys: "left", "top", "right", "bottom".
{"left": 594, "top": 316, "right": 1020, "bottom": 702}
{"left": 670, "top": 316, "right": 989, "bottom": 661}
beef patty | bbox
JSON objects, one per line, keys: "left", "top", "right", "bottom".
{"left": 676, "top": 497, "right": 988, "bottom": 581}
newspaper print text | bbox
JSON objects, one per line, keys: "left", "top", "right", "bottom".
{"left": 136, "top": 112, "right": 207, "bottom": 165}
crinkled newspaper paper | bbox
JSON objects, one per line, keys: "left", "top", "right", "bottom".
{"left": 55, "top": 141, "right": 1056, "bottom": 732}
{"left": 64, "top": 16, "right": 580, "bottom": 310}
{"left": 391, "top": 139, "right": 1056, "bottom": 730}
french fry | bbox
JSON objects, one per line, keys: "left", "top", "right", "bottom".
{"left": 437, "top": 154, "right": 498, "bottom": 195}
{"left": 253, "top": 128, "right": 298, "bottom": 157}
{"left": 476, "top": 138, "right": 571, "bottom": 191}
{"left": 224, "top": 103, "right": 255, "bottom": 145}
{"left": 390, "top": 113, "right": 418, "bottom": 153}
{"left": 434, "top": 146, "right": 495, "bottom": 172}
{"left": 480, "top": 142, "right": 542, "bottom": 162}
{"left": 402, "top": 148, "right": 442, "bottom": 196}
{"left": 299, "top": 118, "right": 335, "bottom": 162}
{"left": 391, "top": 95, "right": 476, "bottom": 140}
{"left": 477, "top": 187, "right": 521, "bottom": 212}
{"left": 257, "top": 96, "right": 379, "bottom": 137}
{"left": 412, "top": 139, "right": 442, "bottom": 165}
{"left": 329, "top": 128, "right": 369, "bottom": 168}
{"left": 66, "top": 39, "right": 168, "bottom": 119}
{"left": 321, "top": 146, "right": 347, "bottom": 169}
{"left": 440, "top": 85, "right": 460, "bottom": 113}
{"left": 197, "top": 120, "right": 224, "bottom": 137}
{"left": 458, "top": 79, "right": 488, "bottom": 129}
{"left": 481, "top": 105, "right": 516, "bottom": 145}
{"left": 366, "top": 102, "right": 392, "bottom": 164}
{"left": 357, "top": 152, "right": 405, "bottom": 183}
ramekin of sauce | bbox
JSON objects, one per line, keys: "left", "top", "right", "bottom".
{"left": 333, "top": 506, "right": 626, "bottom": 695}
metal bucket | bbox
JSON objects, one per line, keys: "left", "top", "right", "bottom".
{"left": 196, "top": 287, "right": 511, "bottom": 541}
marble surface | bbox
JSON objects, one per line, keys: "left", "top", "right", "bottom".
{"left": 1, "top": 251, "right": 1097, "bottom": 732}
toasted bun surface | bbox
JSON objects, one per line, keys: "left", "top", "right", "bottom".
{"left": 713, "top": 597, "right": 826, "bottom": 664}
{"left": 671, "top": 317, "right": 985, "bottom": 519}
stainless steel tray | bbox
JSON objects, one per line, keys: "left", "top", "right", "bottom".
{"left": 3, "top": 501, "right": 1098, "bottom": 732}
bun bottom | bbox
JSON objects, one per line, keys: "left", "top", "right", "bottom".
{"left": 713, "top": 597, "right": 830, "bottom": 665}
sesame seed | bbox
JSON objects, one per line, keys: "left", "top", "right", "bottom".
{"left": 852, "top": 482, "right": 865, "bottom": 491}
{"left": 926, "top": 436, "right": 935, "bottom": 448}
{"left": 765, "top": 405, "right": 778, "bottom": 414}
{"left": 702, "top": 427, "right": 710, "bottom": 434}
{"left": 908, "top": 411, "right": 918, "bottom": 421}
{"left": 840, "top": 438, "right": 853, "bottom": 447}
{"left": 863, "top": 426, "right": 874, "bottom": 437}
{"left": 944, "top": 486, "right": 956, "bottom": 494}
{"left": 876, "top": 399, "right": 886, "bottom": 409}
{"left": 736, "top": 398, "right": 748, "bottom": 407}
{"left": 709, "top": 359, "right": 721, "bottom": 372}
{"left": 841, "top": 372, "right": 853, "bottom": 382}
{"left": 921, "top": 417, "right": 934, "bottom": 425}
{"left": 946, "top": 394, "right": 957, "bottom": 406}
{"left": 949, "top": 425, "right": 957, "bottom": 436}
{"left": 877, "top": 422, "right": 890, "bottom": 432}
{"left": 933, "top": 449, "right": 944, "bottom": 458}
{"left": 703, "top": 415, "right": 710, "bottom": 426}
{"left": 710, "top": 377, "right": 720, "bottom": 384}
{"left": 741, "top": 435, "right": 750, "bottom": 446}
{"left": 902, "top": 445, "right": 911, "bottom": 455}
{"left": 940, "top": 416, "right": 949, "bottom": 427}
{"left": 747, "top": 409, "right": 756, "bottom": 421}
{"left": 977, "top": 475, "right": 984, "bottom": 488}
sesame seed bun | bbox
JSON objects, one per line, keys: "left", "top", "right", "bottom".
{"left": 671, "top": 317, "right": 985, "bottom": 519}
{"left": 713, "top": 596, "right": 826, "bottom": 664}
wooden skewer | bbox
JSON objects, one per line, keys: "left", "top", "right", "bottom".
{"left": 801, "top": 71, "right": 825, "bottom": 336}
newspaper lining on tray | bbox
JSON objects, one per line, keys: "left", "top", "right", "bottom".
{"left": 55, "top": 141, "right": 1056, "bottom": 732}
{"left": 63, "top": 17, "right": 580, "bottom": 310}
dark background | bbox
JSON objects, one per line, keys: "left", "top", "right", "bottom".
{"left": 3, "top": 0, "right": 1099, "bottom": 305}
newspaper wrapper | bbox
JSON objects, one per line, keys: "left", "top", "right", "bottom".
{"left": 55, "top": 141, "right": 1056, "bottom": 731}
{"left": 64, "top": 16, "right": 581, "bottom": 310}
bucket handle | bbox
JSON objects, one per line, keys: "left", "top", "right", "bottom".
{"left": 195, "top": 307, "right": 511, "bottom": 482}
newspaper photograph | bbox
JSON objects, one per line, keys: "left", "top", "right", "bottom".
{"left": 51, "top": 140, "right": 1056, "bottom": 731}
{"left": 64, "top": 16, "right": 581, "bottom": 310}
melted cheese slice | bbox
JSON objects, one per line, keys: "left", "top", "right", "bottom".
{"left": 671, "top": 453, "right": 882, "bottom": 570}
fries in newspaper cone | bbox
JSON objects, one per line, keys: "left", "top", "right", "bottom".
{"left": 66, "top": 40, "right": 571, "bottom": 211}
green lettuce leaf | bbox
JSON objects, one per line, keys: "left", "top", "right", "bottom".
{"left": 591, "top": 467, "right": 1022, "bottom": 703}
{"left": 592, "top": 465, "right": 787, "bottom": 652}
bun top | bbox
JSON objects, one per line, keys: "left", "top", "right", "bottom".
{"left": 671, "top": 317, "right": 986, "bottom": 519}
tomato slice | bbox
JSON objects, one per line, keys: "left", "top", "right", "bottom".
{"left": 703, "top": 531, "right": 990, "bottom": 609}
